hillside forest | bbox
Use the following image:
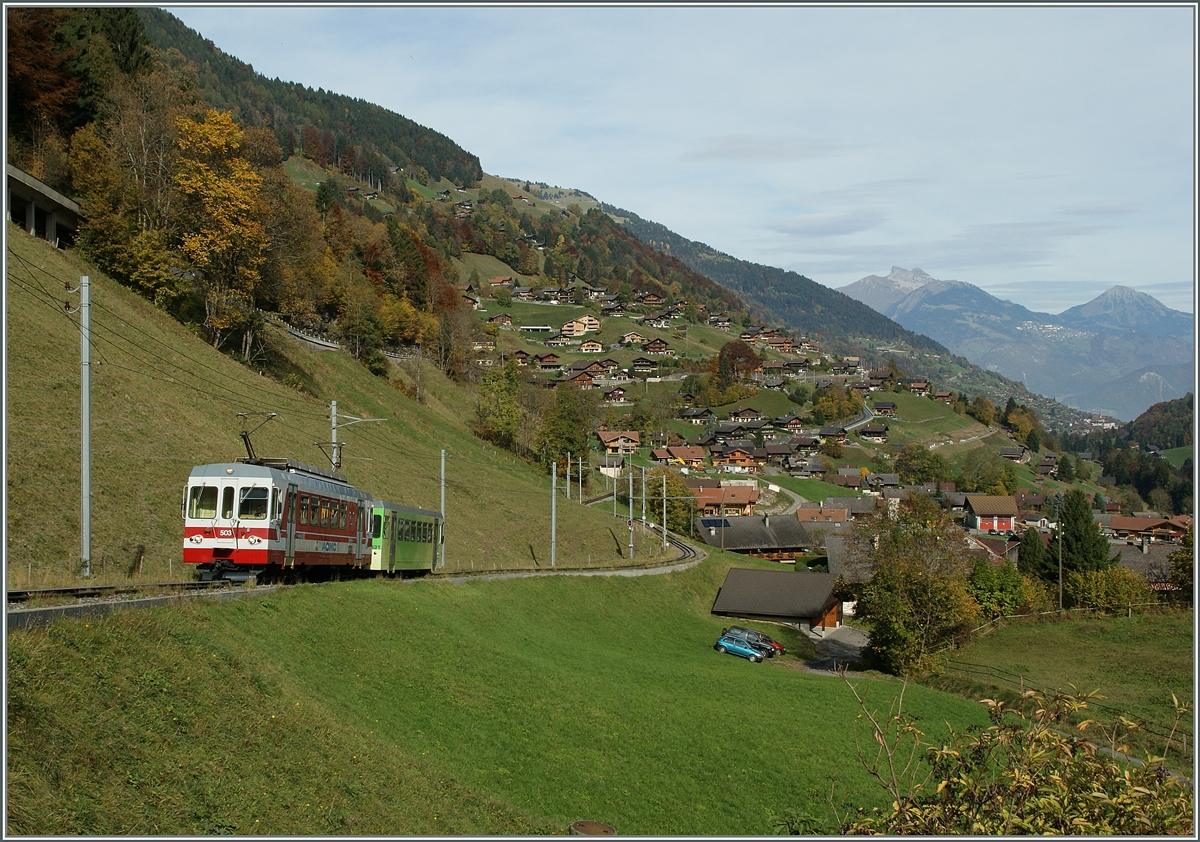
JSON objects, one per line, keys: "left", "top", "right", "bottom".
{"left": 8, "top": 8, "right": 748, "bottom": 371}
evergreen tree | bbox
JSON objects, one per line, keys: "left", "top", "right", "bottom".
{"left": 1025, "top": 427, "right": 1041, "bottom": 455}
{"left": 1047, "top": 489, "right": 1115, "bottom": 580}
{"left": 1017, "top": 526, "right": 1050, "bottom": 581}
{"left": 1057, "top": 453, "right": 1075, "bottom": 482}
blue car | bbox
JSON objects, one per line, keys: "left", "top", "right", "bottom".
{"left": 714, "top": 634, "right": 763, "bottom": 662}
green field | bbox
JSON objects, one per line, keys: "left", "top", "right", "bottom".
{"left": 7, "top": 555, "right": 991, "bottom": 835}
{"left": 932, "top": 610, "right": 1194, "bottom": 768}
{"left": 767, "top": 474, "right": 861, "bottom": 503}
{"left": 876, "top": 391, "right": 989, "bottom": 450}
{"left": 1163, "top": 445, "right": 1193, "bottom": 468}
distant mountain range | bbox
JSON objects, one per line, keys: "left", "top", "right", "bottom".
{"left": 839, "top": 268, "right": 1195, "bottom": 421}
{"left": 602, "top": 205, "right": 947, "bottom": 354}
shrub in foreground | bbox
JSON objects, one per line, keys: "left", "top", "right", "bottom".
{"left": 828, "top": 684, "right": 1193, "bottom": 835}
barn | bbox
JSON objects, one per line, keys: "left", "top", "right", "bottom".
{"left": 711, "top": 568, "right": 843, "bottom": 633}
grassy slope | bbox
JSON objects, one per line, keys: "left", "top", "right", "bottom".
{"left": 1163, "top": 445, "right": 1193, "bottom": 468}
{"left": 7, "top": 552, "right": 990, "bottom": 835}
{"left": 4, "top": 227, "right": 674, "bottom": 587}
{"left": 931, "top": 611, "right": 1194, "bottom": 769}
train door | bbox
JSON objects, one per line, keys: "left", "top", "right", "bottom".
{"left": 354, "top": 500, "right": 365, "bottom": 565}
{"left": 436, "top": 520, "right": 445, "bottom": 569}
{"left": 213, "top": 484, "right": 238, "bottom": 551}
{"left": 284, "top": 483, "right": 298, "bottom": 567}
{"left": 387, "top": 512, "right": 397, "bottom": 573}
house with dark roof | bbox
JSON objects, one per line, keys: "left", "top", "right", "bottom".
{"left": 680, "top": 407, "right": 715, "bottom": 425}
{"left": 710, "top": 568, "right": 842, "bottom": 632}
{"left": 859, "top": 423, "right": 889, "bottom": 443}
{"left": 872, "top": 401, "right": 898, "bottom": 418}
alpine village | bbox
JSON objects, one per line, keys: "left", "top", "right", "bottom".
{"left": 5, "top": 8, "right": 1194, "bottom": 836}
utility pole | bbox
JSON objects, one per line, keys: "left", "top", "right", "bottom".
{"left": 578, "top": 456, "right": 583, "bottom": 502}
{"left": 551, "top": 462, "right": 557, "bottom": 567}
{"left": 640, "top": 465, "right": 646, "bottom": 523}
{"left": 662, "top": 474, "right": 668, "bottom": 550}
{"left": 66, "top": 276, "right": 91, "bottom": 577}
{"left": 566, "top": 451, "right": 571, "bottom": 500}
{"left": 1054, "top": 491, "right": 1064, "bottom": 611}
{"left": 440, "top": 450, "right": 446, "bottom": 515}
{"left": 415, "top": 344, "right": 422, "bottom": 403}
{"left": 328, "top": 400, "right": 386, "bottom": 471}
{"left": 628, "top": 462, "right": 634, "bottom": 559}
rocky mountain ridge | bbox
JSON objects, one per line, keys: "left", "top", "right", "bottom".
{"left": 838, "top": 268, "right": 1194, "bottom": 421}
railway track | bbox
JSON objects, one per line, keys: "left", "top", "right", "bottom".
{"left": 7, "top": 580, "right": 230, "bottom": 605}
{"left": 6, "top": 580, "right": 275, "bottom": 631}
{"left": 7, "top": 526, "right": 703, "bottom": 629}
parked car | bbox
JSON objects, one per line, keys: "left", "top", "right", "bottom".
{"left": 721, "top": 626, "right": 783, "bottom": 657}
{"left": 714, "top": 634, "right": 763, "bottom": 662}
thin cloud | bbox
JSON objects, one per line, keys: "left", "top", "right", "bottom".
{"left": 680, "top": 134, "right": 848, "bottom": 163}
{"left": 770, "top": 208, "right": 891, "bottom": 238}
{"left": 1055, "top": 200, "right": 1136, "bottom": 217}
{"left": 812, "top": 178, "right": 931, "bottom": 204}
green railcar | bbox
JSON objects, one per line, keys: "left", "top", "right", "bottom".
{"left": 367, "top": 500, "right": 444, "bottom": 573}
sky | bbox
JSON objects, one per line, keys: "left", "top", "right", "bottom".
{"left": 164, "top": 4, "right": 1196, "bottom": 316}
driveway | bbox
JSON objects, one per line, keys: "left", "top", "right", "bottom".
{"left": 804, "top": 624, "right": 870, "bottom": 673}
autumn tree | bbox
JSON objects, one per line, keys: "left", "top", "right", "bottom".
{"left": 476, "top": 360, "right": 523, "bottom": 450}
{"left": 173, "top": 109, "right": 269, "bottom": 354}
{"left": 894, "top": 443, "right": 950, "bottom": 485}
{"left": 1168, "top": 524, "right": 1192, "bottom": 599}
{"left": 852, "top": 495, "right": 979, "bottom": 676}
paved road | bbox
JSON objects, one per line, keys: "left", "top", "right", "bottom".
{"left": 803, "top": 625, "right": 870, "bottom": 673}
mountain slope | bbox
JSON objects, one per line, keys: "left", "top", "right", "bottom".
{"left": 837, "top": 266, "right": 938, "bottom": 313}
{"left": 603, "top": 204, "right": 948, "bottom": 353}
{"left": 841, "top": 268, "right": 1194, "bottom": 421}
{"left": 1057, "top": 285, "right": 1193, "bottom": 336}
{"left": 137, "top": 8, "right": 482, "bottom": 185}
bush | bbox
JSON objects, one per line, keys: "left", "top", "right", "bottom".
{"left": 834, "top": 685, "right": 1193, "bottom": 835}
{"left": 1065, "top": 567, "right": 1153, "bottom": 612}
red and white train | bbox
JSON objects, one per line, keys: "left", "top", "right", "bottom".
{"left": 181, "top": 456, "right": 442, "bottom": 581}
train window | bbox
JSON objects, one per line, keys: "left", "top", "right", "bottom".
{"left": 320, "top": 499, "right": 330, "bottom": 528}
{"left": 221, "top": 487, "right": 235, "bottom": 520}
{"left": 403, "top": 519, "right": 412, "bottom": 541}
{"left": 239, "top": 487, "right": 269, "bottom": 520}
{"left": 188, "top": 486, "right": 218, "bottom": 519}
{"left": 299, "top": 495, "right": 309, "bottom": 525}
{"left": 371, "top": 515, "right": 382, "bottom": 539}
{"left": 339, "top": 501, "right": 347, "bottom": 530}
{"left": 271, "top": 488, "right": 280, "bottom": 521}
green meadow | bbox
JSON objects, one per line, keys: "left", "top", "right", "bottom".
{"left": 7, "top": 554, "right": 991, "bottom": 835}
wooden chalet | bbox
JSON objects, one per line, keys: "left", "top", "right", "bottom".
{"left": 641, "top": 337, "right": 673, "bottom": 355}
{"left": 598, "top": 430, "right": 641, "bottom": 455}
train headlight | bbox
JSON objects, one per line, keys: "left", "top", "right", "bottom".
{"left": 247, "top": 535, "right": 260, "bottom": 545}
{"left": 189, "top": 535, "right": 203, "bottom": 544}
